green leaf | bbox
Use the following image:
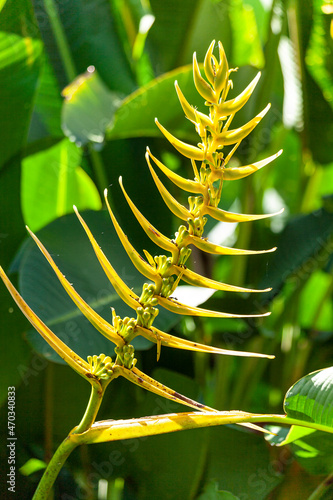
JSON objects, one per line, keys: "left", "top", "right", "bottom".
{"left": 28, "top": 55, "right": 63, "bottom": 143}
{"left": 20, "top": 458, "right": 47, "bottom": 476}
{"left": 21, "top": 138, "right": 102, "bottom": 231}
{"left": 284, "top": 366, "right": 333, "bottom": 426}
{"left": 110, "top": 0, "right": 155, "bottom": 86}
{"left": 61, "top": 69, "right": 122, "bottom": 146}
{"left": 298, "top": 270, "right": 333, "bottom": 332}
{"left": 296, "top": 0, "right": 333, "bottom": 164}
{"left": 62, "top": 63, "right": 203, "bottom": 146}
{"left": 148, "top": 0, "right": 200, "bottom": 73}
{"left": 260, "top": 208, "right": 333, "bottom": 301}
{"left": 205, "top": 426, "right": 282, "bottom": 500}
{"left": 306, "top": 0, "right": 333, "bottom": 112}
{"left": 0, "top": 0, "right": 38, "bottom": 37}
{"left": 14, "top": 211, "right": 180, "bottom": 363}
{"left": 107, "top": 64, "right": 200, "bottom": 141}
{"left": 32, "top": 0, "right": 136, "bottom": 92}
{"left": 266, "top": 426, "right": 333, "bottom": 475}
{"left": 0, "top": 31, "right": 43, "bottom": 168}
{"left": 228, "top": 0, "right": 264, "bottom": 68}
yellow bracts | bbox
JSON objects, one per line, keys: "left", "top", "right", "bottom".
{"left": 0, "top": 266, "right": 92, "bottom": 380}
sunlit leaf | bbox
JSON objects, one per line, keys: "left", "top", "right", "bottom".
{"left": 106, "top": 64, "right": 201, "bottom": 141}
{"left": 284, "top": 366, "right": 333, "bottom": 426}
{"left": 228, "top": 0, "right": 264, "bottom": 68}
{"left": 21, "top": 138, "right": 102, "bottom": 231}
{"left": 0, "top": 31, "right": 43, "bottom": 168}
{"left": 62, "top": 68, "right": 122, "bottom": 146}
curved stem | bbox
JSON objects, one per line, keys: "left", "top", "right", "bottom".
{"left": 32, "top": 435, "right": 78, "bottom": 500}
{"left": 33, "top": 382, "right": 106, "bottom": 499}
{"left": 74, "top": 383, "right": 105, "bottom": 434}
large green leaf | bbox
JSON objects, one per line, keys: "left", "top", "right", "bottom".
{"left": 284, "top": 366, "right": 333, "bottom": 425}
{"left": 32, "top": 0, "right": 136, "bottom": 92}
{"left": 27, "top": 55, "right": 63, "bottom": 143}
{"left": 266, "top": 367, "right": 333, "bottom": 474}
{"left": 21, "top": 138, "right": 102, "bottom": 231}
{"left": 13, "top": 211, "right": 181, "bottom": 363}
{"left": 0, "top": 31, "right": 43, "bottom": 168}
{"left": 205, "top": 425, "right": 282, "bottom": 500}
{"left": 306, "top": 0, "right": 333, "bottom": 110}
{"left": 62, "top": 63, "right": 198, "bottom": 145}
{"left": 260, "top": 208, "right": 333, "bottom": 300}
{"left": 107, "top": 64, "right": 201, "bottom": 141}
{"left": 228, "top": 0, "right": 264, "bottom": 69}
{"left": 296, "top": 0, "right": 333, "bottom": 165}
{"left": 0, "top": 0, "right": 38, "bottom": 37}
{"left": 147, "top": 0, "right": 200, "bottom": 73}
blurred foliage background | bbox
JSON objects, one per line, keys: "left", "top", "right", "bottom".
{"left": 0, "top": 0, "right": 333, "bottom": 498}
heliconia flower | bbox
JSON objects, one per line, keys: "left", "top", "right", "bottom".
{"left": 0, "top": 40, "right": 280, "bottom": 432}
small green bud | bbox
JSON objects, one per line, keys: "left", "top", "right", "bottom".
{"left": 87, "top": 353, "right": 114, "bottom": 380}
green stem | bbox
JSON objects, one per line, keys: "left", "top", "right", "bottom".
{"left": 33, "top": 383, "right": 106, "bottom": 499}
{"left": 307, "top": 471, "right": 333, "bottom": 500}
{"left": 88, "top": 145, "right": 109, "bottom": 197}
{"left": 74, "top": 383, "right": 105, "bottom": 434}
{"left": 32, "top": 435, "right": 78, "bottom": 500}
{"left": 43, "top": 0, "right": 77, "bottom": 82}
